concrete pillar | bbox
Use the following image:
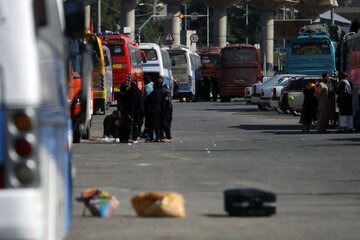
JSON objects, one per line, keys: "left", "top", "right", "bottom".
{"left": 213, "top": 8, "right": 227, "bottom": 48}
{"left": 85, "top": 4, "right": 91, "bottom": 30}
{"left": 121, "top": 0, "right": 136, "bottom": 41}
{"left": 260, "top": 11, "right": 274, "bottom": 73}
{"left": 165, "top": 4, "right": 181, "bottom": 45}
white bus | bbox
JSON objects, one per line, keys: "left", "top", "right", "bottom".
{"left": 166, "top": 45, "right": 202, "bottom": 101}
{"left": 0, "top": 0, "right": 84, "bottom": 239}
{"left": 140, "top": 43, "right": 174, "bottom": 95}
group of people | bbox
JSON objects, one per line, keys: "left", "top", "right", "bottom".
{"left": 301, "top": 72, "right": 354, "bottom": 133}
{"left": 103, "top": 76, "right": 173, "bottom": 143}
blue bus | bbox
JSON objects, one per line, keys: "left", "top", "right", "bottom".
{"left": 286, "top": 35, "right": 337, "bottom": 75}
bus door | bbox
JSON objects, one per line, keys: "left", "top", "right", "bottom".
{"left": 107, "top": 41, "right": 127, "bottom": 99}
{"left": 102, "top": 45, "right": 114, "bottom": 106}
{"left": 160, "top": 49, "right": 174, "bottom": 96}
{"left": 87, "top": 34, "right": 107, "bottom": 115}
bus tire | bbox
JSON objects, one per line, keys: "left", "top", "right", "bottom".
{"left": 101, "top": 103, "right": 106, "bottom": 115}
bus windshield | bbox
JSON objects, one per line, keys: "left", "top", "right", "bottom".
{"left": 291, "top": 41, "right": 331, "bottom": 56}
{"left": 108, "top": 44, "right": 125, "bottom": 57}
{"left": 142, "top": 49, "right": 158, "bottom": 61}
{"left": 169, "top": 52, "right": 187, "bottom": 64}
{"left": 222, "top": 48, "right": 257, "bottom": 63}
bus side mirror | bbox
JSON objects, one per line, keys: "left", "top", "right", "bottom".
{"left": 171, "top": 59, "right": 176, "bottom": 66}
{"left": 64, "top": 0, "right": 85, "bottom": 38}
{"left": 140, "top": 51, "right": 147, "bottom": 63}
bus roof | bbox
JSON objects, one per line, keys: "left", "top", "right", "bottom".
{"left": 96, "top": 32, "right": 132, "bottom": 45}
{"left": 222, "top": 43, "right": 257, "bottom": 50}
{"left": 197, "top": 46, "right": 220, "bottom": 56}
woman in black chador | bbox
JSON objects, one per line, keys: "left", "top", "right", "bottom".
{"left": 125, "top": 81, "right": 144, "bottom": 142}
{"left": 301, "top": 82, "right": 318, "bottom": 132}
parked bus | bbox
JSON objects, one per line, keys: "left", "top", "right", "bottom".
{"left": 197, "top": 46, "right": 221, "bottom": 101}
{"left": 102, "top": 44, "right": 114, "bottom": 107}
{"left": 139, "top": 43, "right": 174, "bottom": 95}
{"left": 68, "top": 40, "right": 93, "bottom": 143}
{"left": 340, "top": 32, "right": 360, "bottom": 128}
{"left": 286, "top": 35, "right": 338, "bottom": 76}
{"left": 0, "top": 0, "right": 84, "bottom": 238}
{"left": 166, "top": 46, "right": 201, "bottom": 101}
{"left": 86, "top": 32, "right": 107, "bottom": 115}
{"left": 97, "top": 32, "right": 145, "bottom": 99}
{"left": 218, "top": 44, "right": 261, "bottom": 101}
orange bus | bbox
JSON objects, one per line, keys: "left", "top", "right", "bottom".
{"left": 219, "top": 44, "right": 261, "bottom": 102}
{"left": 97, "top": 33, "right": 145, "bottom": 99}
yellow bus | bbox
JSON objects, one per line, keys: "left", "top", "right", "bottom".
{"left": 86, "top": 31, "right": 108, "bottom": 115}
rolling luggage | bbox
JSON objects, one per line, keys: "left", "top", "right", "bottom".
{"left": 224, "top": 188, "right": 276, "bottom": 216}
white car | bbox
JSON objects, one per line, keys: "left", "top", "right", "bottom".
{"left": 251, "top": 74, "right": 300, "bottom": 110}
{"left": 270, "top": 81, "right": 291, "bottom": 113}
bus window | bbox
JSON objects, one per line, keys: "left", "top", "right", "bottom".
{"left": 142, "top": 49, "right": 158, "bottom": 61}
{"left": 135, "top": 49, "right": 142, "bottom": 66}
{"left": 171, "top": 53, "right": 187, "bottom": 64}
{"left": 108, "top": 45, "right": 125, "bottom": 57}
{"left": 291, "top": 42, "right": 331, "bottom": 56}
{"left": 222, "top": 48, "right": 258, "bottom": 63}
{"left": 103, "top": 50, "right": 110, "bottom": 67}
{"left": 91, "top": 50, "right": 100, "bottom": 71}
{"left": 161, "top": 50, "right": 171, "bottom": 69}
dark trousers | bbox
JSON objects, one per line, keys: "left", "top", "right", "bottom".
{"left": 149, "top": 112, "right": 161, "bottom": 141}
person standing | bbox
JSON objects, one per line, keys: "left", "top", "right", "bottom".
{"left": 125, "top": 81, "right": 144, "bottom": 143}
{"left": 142, "top": 75, "right": 154, "bottom": 140}
{"left": 301, "top": 82, "right": 318, "bottom": 132}
{"left": 117, "top": 83, "right": 129, "bottom": 142}
{"left": 160, "top": 84, "right": 173, "bottom": 142}
{"left": 146, "top": 79, "right": 162, "bottom": 142}
{"left": 316, "top": 73, "right": 331, "bottom": 133}
{"left": 337, "top": 72, "right": 353, "bottom": 133}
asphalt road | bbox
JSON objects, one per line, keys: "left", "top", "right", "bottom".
{"left": 66, "top": 100, "right": 360, "bottom": 240}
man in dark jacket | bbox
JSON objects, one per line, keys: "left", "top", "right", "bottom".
{"left": 146, "top": 79, "right": 162, "bottom": 142}
{"left": 103, "top": 110, "right": 118, "bottom": 138}
{"left": 125, "top": 81, "right": 144, "bottom": 142}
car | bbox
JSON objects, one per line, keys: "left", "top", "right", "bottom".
{"left": 270, "top": 75, "right": 305, "bottom": 113}
{"left": 251, "top": 74, "right": 301, "bottom": 111}
{"left": 286, "top": 75, "right": 337, "bottom": 116}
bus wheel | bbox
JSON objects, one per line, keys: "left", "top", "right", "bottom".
{"left": 101, "top": 103, "right": 106, "bottom": 115}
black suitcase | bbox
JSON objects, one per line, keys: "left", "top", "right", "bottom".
{"left": 224, "top": 188, "right": 276, "bottom": 216}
